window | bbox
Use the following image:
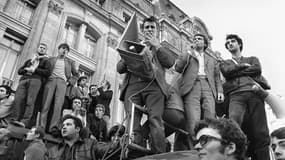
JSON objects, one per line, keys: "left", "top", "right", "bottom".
{"left": 13, "top": 0, "right": 36, "bottom": 25}
{"left": 0, "top": 0, "right": 8, "bottom": 11}
{"left": 0, "top": 32, "right": 24, "bottom": 86}
{"left": 63, "top": 22, "right": 80, "bottom": 49}
{"left": 62, "top": 18, "right": 100, "bottom": 59}
{"left": 82, "top": 33, "right": 97, "bottom": 59}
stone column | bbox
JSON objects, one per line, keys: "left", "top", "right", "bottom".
{"left": 76, "top": 23, "right": 87, "bottom": 54}
{"left": 40, "top": 0, "right": 64, "bottom": 56}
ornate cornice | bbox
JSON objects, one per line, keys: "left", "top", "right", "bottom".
{"left": 48, "top": 0, "right": 64, "bottom": 16}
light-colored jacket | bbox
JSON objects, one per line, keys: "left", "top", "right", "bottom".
{"left": 175, "top": 50, "right": 223, "bottom": 98}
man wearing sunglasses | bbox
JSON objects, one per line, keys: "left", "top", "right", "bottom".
{"left": 194, "top": 118, "right": 247, "bottom": 160}
{"left": 271, "top": 127, "right": 285, "bottom": 160}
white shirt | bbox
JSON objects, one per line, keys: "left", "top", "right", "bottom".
{"left": 194, "top": 50, "right": 206, "bottom": 75}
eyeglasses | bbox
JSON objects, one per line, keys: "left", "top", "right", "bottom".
{"left": 194, "top": 135, "right": 228, "bottom": 147}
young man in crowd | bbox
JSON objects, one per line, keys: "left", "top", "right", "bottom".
{"left": 271, "top": 127, "right": 285, "bottom": 160}
{"left": 48, "top": 115, "right": 119, "bottom": 159}
{"left": 63, "top": 97, "right": 87, "bottom": 127}
{"left": 194, "top": 118, "right": 247, "bottom": 160}
{"left": 0, "top": 85, "right": 13, "bottom": 127}
{"left": 24, "top": 126, "right": 48, "bottom": 160}
{"left": 14, "top": 43, "right": 51, "bottom": 128}
{"left": 175, "top": 34, "right": 224, "bottom": 148}
{"left": 41, "top": 43, "right": 79, "bottom": 133}
{"left": 117, "top": 16, "right": 175, "bottom": 154}
{"left": 88, "top": 104, "right": 107, "bottom": 142}
{"left": 220, "top": 34, "right": 270, "bottom": 160}
{"left": 96, "top": 80, "right": 113, "bottom": 125}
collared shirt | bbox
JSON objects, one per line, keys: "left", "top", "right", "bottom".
{"left": 194, "top": 50, "right": 206, "bottom": 76}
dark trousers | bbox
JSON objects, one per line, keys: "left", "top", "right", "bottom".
{"left": 124, "top": 80, "right": 166, "bottom": 154}
{"left": 229, "top": 91, "right": 270, "bottom": 160}
{"left": 14, "top": 78, "right": 42, "bottom": 127}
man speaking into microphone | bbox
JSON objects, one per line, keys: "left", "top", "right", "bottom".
{"left": 117, "top": 16, "right": 175, "bottom": 154}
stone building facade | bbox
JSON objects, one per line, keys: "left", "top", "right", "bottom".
{"left": 0, "top": 0, "right": 214, "bottom": 125}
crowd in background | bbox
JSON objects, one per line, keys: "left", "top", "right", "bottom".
{"left": 0, "top": 15, "right": 284, "bottom": 160}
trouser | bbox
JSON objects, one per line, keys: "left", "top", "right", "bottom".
{"left": 229, "top": 91, "right": 270, "bottom": 160}
{"left": 14, "top": 78, "right": 42, "bottom": 127}
{"left": 124, "top": 80, "right": 166, "bottom": 154}
{"left": 183, "top": 78, "right": 215, "bottom": 136}
{"left": 41, "top": 78, "right": 66, "bottom": 132}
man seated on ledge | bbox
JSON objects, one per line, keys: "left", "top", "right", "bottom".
{"left": 48, "top": 115, "right": 120, "bottom": 160}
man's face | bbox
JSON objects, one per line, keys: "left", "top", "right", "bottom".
{"left": 90, "top": 86, "right": 98, "bottom": 95}
{"left": 271, "top": 137, "right": 285, "bottom": 160}
{"left": 194, "top": 127, "right": 227, "bottom": 160}
{"left": 58, "top": 47, "right": 68, "bottom": 57}
{"left": 226, "top": 38, "right": 241, "bottom": 52}
{"left": 193, "top": 35, "right": 206, "bottom": 50}
{"left": 143, "top": 21, "right": 158, "bottom": 40}
{"left": 37, "top": 44, "right": 47, "bottom": 55}
{"left": 61, "top": 119, "right": 79, "bottom": 138}
{"left": 26, "top": 128, "right": 38, "bottom": 141}
{"left": 95, "top": 107, "right": 104, "bottom": 119}
{"left": 0, "top": 87, "right": 8, "bottom": 99}
{"left": 79, "top": 79, "right": 87, "bottom": 87}
{"left": 72, "top": 99, "right": 82, "bottom": 111}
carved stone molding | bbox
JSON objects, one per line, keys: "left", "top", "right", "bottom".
{"left": 107, "top": 36, "right": 118, "bottom": 49}
{"left": 48, "top": 0, "right": 64, "bottom": 16}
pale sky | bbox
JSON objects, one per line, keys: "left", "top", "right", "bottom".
{"left": 173, "top": 0, "right": 285, "bottom": 96}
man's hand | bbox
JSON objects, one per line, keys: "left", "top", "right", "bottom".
{"left": 143, "top": 36, "right": 161, "bottom": 49}
{"left": 217, "top": 92, "right": 225, "bottom": 103}
{"left": 240, "top": 63, "right": 251, "bottom": 67}
{"left": 24, "top": 67, "right": 34, "bottom": 75}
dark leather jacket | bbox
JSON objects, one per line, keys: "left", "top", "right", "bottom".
{"left": 48, "top": 138, "right": 118, "bottom": 160}
{"left": 220, "top": 56, "right": 263, "bottom": 94}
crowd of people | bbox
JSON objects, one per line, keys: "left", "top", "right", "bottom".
{"left": 0, "top": 14, "right": 284, "bottom": 160}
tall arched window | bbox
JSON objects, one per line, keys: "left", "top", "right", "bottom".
{"left": 62, "top": 17, "right": 100, "bottom": 59}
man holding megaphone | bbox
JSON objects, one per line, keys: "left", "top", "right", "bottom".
{"left": 117, "top": 16, "right": 175, "bottom": 154}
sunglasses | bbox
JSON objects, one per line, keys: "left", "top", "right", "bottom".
{"left": 194, "top": 135, "right": 228, "bottom": 147}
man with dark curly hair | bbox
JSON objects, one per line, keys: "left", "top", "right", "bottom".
{"left": 271, "top": 127, "right": 285, "bottom": 160}
{"left": 194, "top": 118, "right": 247, "bottom": 160}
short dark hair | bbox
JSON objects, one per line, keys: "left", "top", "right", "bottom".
{"left": 194, "top": 118, "right": 247, "bottom": 160}
{"left": 271, "top": 127, "right": 285, "bottom": 139}
{"left": 89, "top": 84, "right": 97, "bottom": 91}
{"left": 58, "top": 43, "right": 70, "bottom": 52}
{"left": 225, "top": 34, "right": 243, "bottom": 51}
{"left": 107, "top": 124, "right": 126, "bottom": 141}
{"left": 194, "top": 33, "right": 208, "bottom": 50}
{"left": 62, "top": 115, "right": 83, "bottom": 130}
{"left": 142, "top": 16, "right": 158, "bottom": 30}
{"left": 77, "top": 76, "right": 87, "bottom": 85}
{"left": 32, "top": 126, "right": 45, "bottom": 139}
{"left": 72, "top": 96, "right": 82, "bottom": 103}
{"left": 0, "top": 85, "right": 12, "bottom": 98}
{"left": 95, "top": 104, "right": 105, "bottom": 113}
